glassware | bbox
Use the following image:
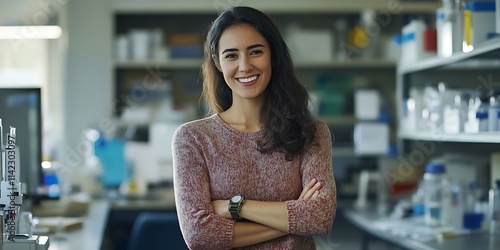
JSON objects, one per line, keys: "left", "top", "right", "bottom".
{"left": 423, "top": 162, "right": 448, "bottom": 227}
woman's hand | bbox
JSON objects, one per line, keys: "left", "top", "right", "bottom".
{"left": 211, "top": 199, "right": 232, "bottom": 219}
{"left": 298, "top": 178, "right": 322, "bottom": 201}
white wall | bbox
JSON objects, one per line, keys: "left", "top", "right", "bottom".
{"left": 60, "top": 0, "right": 113, "bottom": 170}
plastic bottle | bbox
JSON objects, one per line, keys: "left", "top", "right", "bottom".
{"left": 443, "top": 94, "right": 463, "bottom": 134}
{"left": 423, "top": 82, "right": 446, "bottom": 131}
{"left": 423, "top": 162, "right": 448, "bottom": 227}
{"left": 436, "top": 0, "right": 465, "bottom": 57}
{"left": 489, "top": 180, "right": 500, "bottom": 235}
{"left": 476, "top": 95, "right": 490, "bottom": 132}
{"left": 401, "top": 19, "right": 428, "bottom": 64}
{"left": 488, "top": 91, "right": 500, "bottom": 132}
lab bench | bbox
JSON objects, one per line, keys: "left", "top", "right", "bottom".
{"left": 343, "top": 206, "right": 500, "bottom": 250}
{"left": 37, "top": 187, "right": 176, "bottom": 250}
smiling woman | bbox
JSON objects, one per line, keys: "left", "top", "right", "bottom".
{"left": 172, "top": 6, "right": 336, "bottom": 250}
{"left": 214, "top": 23, "right": 272, "bottom": 103}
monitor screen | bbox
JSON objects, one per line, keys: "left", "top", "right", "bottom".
{"left": 0, "top": 87, "right": 43, "bottom": 200}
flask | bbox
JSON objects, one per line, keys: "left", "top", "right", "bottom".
{"left": 489, "top": 180, "right": 500, "bottom": 235}
{"left": 423, "top": 162, "right": 447, "bottom": 226}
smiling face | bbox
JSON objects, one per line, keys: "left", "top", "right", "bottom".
{"left": 214, "top": 23, "right": 272, "bottom": 103}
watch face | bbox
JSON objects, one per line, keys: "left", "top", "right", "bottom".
{"left": 231, "top": 195, "right": 242, "bottom": 203}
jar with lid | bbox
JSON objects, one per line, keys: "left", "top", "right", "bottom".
{"left": 424, "top": 162, "right": 448, "bottom": 227}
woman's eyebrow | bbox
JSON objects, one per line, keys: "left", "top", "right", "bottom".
{"left": 221, "top": 44, "right": 265, "bottom": 54}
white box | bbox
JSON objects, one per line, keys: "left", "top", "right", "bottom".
{"left": 353, "top": 122, "right": 389, "bottom": 156}
{"left": 444, "top": 153, "right": 489, "bottom": 188}
{"left": 124, "top": 122, "right": 182, "bottom": 184}
{"left": 355, "top": 90, "right": 380, "bottom": 120}
{"left": 465, "top": 2, "right": 496, "bottom": 48}
{"left": 286, "top": 26, "right": 333, "bottom": 62}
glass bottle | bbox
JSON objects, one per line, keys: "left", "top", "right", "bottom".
{"left": 424, "top": 162, "right": 448, "bottom": 226}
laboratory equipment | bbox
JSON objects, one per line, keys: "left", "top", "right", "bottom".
{"left": 0, "top": 120, "right": 50, "bottom": 250}
{"left": 0, "top": 88, "right": 45, "bottom": 201}
{"left": 423, "top": 162, "right": 448, "bottom": 227}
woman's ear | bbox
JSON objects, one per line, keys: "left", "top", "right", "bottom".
{"left": 212, "top": 54, "right": 222, "bottom": 72}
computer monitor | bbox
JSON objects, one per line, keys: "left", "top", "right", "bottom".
{"left": 0, "top": 87, "right": 43, "bottom": 201}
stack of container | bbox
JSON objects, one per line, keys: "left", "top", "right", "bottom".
{"left": 436, "top": 0, "right": 498, "bottom": 58}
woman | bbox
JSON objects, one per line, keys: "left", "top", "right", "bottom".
{"left": 172, "top": 6, "right": 336, "bottom": 249}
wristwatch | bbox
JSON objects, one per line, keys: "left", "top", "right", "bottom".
{"left": 228, "top": 194, "right": 245, "bottom": 220}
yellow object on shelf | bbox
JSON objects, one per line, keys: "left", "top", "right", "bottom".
{"left": 464, "top": 9, "right": 472, "bottom": 46}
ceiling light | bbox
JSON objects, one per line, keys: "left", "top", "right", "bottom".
{"left": 0, "top": 25, "right": 62, "bottom": 39}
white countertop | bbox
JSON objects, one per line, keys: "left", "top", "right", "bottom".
{"left": 47, "top": 200, "right": 109, "bottom": 250}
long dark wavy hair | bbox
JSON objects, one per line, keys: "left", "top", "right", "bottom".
{"left": 201, "top": 6, "right": 317, "bottom": 161}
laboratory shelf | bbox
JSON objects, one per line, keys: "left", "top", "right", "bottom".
{"left": 293, "top": 60, "right": 396, "bottom": 69}
{"left": 398, "top": 37, "right": 500, "bottom": 74}
{"left": 115, "top": 59, "right": 203, "bottom": 69}
{"left": 319, "top": 115, "right": 357, "bottom": 125}
{"left": 398, "top": 130, "right": 500, "bottom": 143}
{"left": 115, "top": 59, "right": 396, "bottom": 70}
{"left": 111, "top": 0, "right": 441, "bottom": 14}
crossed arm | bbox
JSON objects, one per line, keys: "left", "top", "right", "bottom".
{"left": 211, "top": 179, "right": 323, "bottom": 248}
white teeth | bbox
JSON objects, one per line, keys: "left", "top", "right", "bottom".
{"left": 238, "top": 75, "right": 257, "bottom": 83}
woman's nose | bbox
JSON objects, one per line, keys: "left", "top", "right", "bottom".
{"left": 239, "top": 56, "right": 253, "bottom": 72}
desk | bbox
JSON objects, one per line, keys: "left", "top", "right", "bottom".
{"left": 39, "top": 187, "right": 176, "bottom": 250}
{"left": 48, "top": 200, "right": 109, "bottom": 250}
{"left": 344, "top": 208, "right": 500, "bottom": 250}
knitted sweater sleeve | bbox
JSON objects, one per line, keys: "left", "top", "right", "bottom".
{"left": 172, "top": 124, "right": 234, "bottom": 250}
{"left": 286, "top": 121, "right": 336, "bottom": 235}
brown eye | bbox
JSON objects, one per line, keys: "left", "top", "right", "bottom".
{"left": 250, "top": 50, "right": 263, "bottom": 56}
{"left": 224, "top": 54, "right": 237, "bottom": 59}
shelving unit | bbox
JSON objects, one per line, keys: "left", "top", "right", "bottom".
{"left": 398, "top": 37, "right": 500, "bottom": 74}
{"left": 396, "top": 37, "right": 500, "bottom": 153}
{"left": 399, "top": 131, "right": 500, "bottom": 143}
{"left": 114, "top": 59, "right": 397, "bottom": 70}
{"left": 111, "top": 1, "right": 441, "bottom": 122}
{"left": 111, "top": 0, "right": 442, "bottom": 14}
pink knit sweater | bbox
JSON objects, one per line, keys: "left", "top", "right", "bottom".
{"left": 172, "top": 114, "right": 336, "bottom": 250}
